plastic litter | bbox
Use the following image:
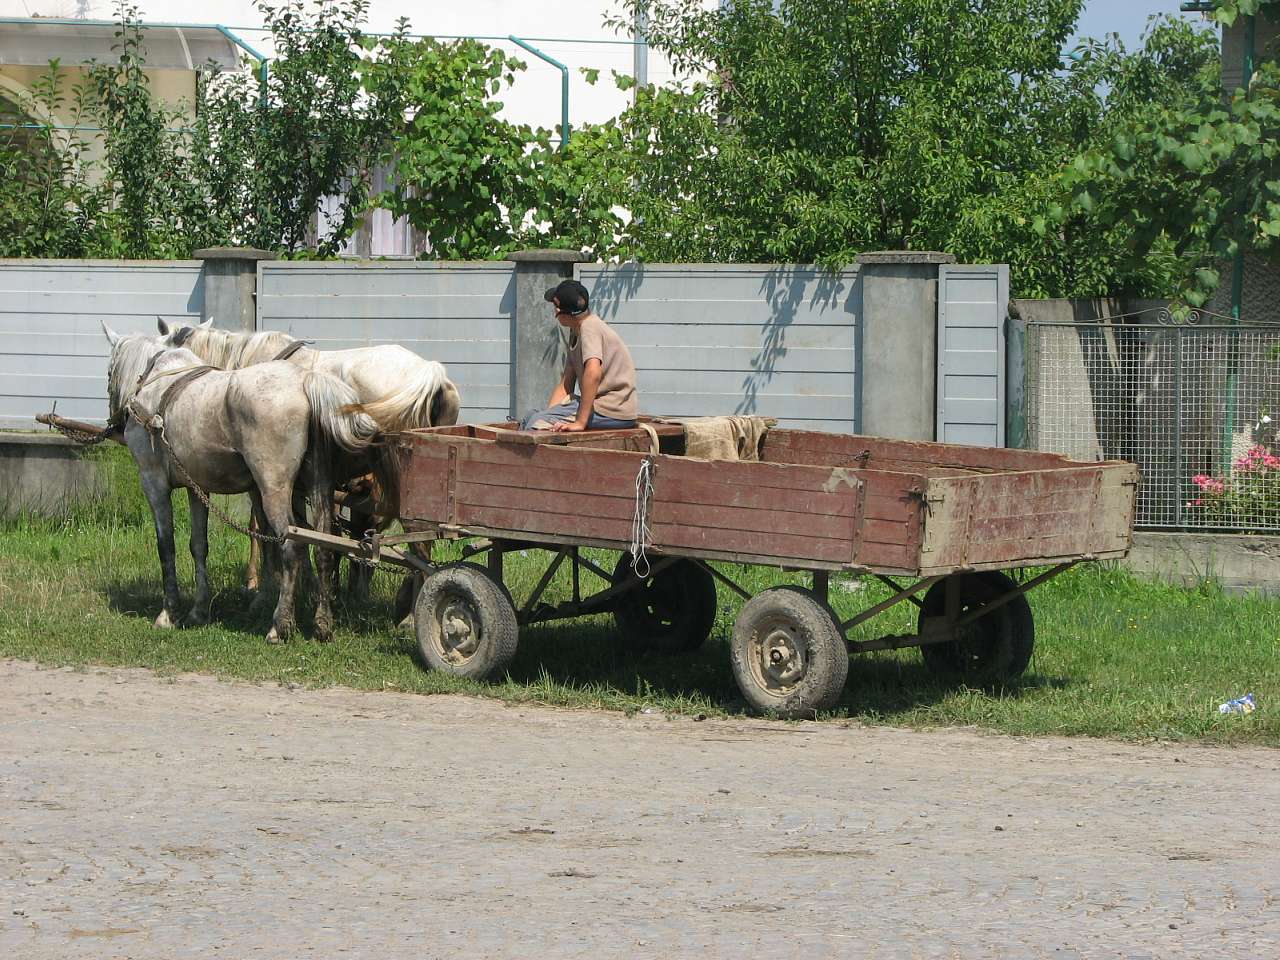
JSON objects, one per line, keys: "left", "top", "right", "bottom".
{"left": 1218, "top": 693, "right": 1257, "bottom": 716}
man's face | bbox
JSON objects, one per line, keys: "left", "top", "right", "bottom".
{"left": 553, "top": 299, "right": 575, "bottom": 327}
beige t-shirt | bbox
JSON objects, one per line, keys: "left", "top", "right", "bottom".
{"left": 566, "top": 314, "right": 638, "bottom": 421}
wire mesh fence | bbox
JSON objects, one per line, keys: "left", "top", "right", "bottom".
{"left": 1027, "top": 318, "right": 1280, "bottom": 532}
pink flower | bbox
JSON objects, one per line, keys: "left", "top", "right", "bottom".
{"left": 1186, "top": 499, "right": 1204, "bottom": 507}
{"left": 1192, "top": 474, "right": 1225, "bottom": 493}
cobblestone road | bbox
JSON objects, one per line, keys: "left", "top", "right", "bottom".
{"left": 2, "top": 658, "right": 1278, "bottom": 959}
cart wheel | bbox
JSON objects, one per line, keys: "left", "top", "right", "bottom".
{"left": 730, "top": 586, "right": 849, "bottom": 719}
{"left": 415, "top": 562, "right": 518, "bottom": 679}
{"left": 917, "top": 572, "right": 1034, "bottom": 684}
{"left": 611, "top": 554, "right": 717, "bottom": 654}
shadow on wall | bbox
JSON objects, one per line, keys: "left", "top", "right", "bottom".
{"left": 738, "top": 265, "right": 857, "bottom": 416}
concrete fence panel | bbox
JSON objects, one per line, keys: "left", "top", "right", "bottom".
{"left": 256, "top": 261, "right": 516, "bottom": 424}
{"left": 0, "top": 259, "right": 204, "bottom": 429}
{"left": 576, "top": 263, "right": 861, "bottom": 432}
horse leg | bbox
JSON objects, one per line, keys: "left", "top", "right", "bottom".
{"left": 346, "top": 502, "right": 375, "bottom": 602}
{"left": 247, "top": 490, "right": 278, "bottom": 618}
{"left": 245, "top": 519, "right": 262, "bottom": 593}
{"left": 138, "top": 469, "right": 181, "bottom": 629}
{"left": 307, "top": 457, "right": 337, "bottom": 643}
{"left": 185, "top": 488, "right": 212, "bottom": 625}
{"left": 259, "top": 484, "right": 302, "bottom": 644}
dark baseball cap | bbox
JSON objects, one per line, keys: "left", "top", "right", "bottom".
{"left": 544, "top": 279, "right": 590, "bottom": 316}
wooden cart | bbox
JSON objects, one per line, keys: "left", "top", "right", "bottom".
{"left": 292, "top": 422, "right": 1139, "bottom": 718}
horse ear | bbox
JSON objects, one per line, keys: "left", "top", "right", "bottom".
{"left": 199, "top": 318, "right": 213, "bottom": 328}
{"left": 157, "top": 316, "right": 172, "bottom": 336}
{"left": 101, "top": 321, "right": 121, "bottom": 346}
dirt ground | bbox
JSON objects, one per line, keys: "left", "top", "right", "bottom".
{"left": 2, "top": 658, "right": 1278, "bottom": 959}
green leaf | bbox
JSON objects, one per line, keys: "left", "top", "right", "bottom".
{"left": 579, "top": 67, "right": 600, "bottom": 86}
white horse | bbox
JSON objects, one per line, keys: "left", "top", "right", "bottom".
{"left": 103, "top": 324, "right": 393, "bottom": 643}
{"left": 157, "top": 318, "right": 461, "bottom": 595}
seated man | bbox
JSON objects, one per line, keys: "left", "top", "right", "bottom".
{"left": 520, "top": 279, "right": 639, "bottom": 432}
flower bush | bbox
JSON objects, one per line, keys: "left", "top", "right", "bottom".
{"left": 1187, "top": 445, "right": 1280, "bottom": 527}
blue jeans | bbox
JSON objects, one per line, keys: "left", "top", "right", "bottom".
{"left": 519, "top": 398, "right": 637, "bottom": 431}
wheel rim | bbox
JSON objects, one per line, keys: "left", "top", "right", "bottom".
{"left": 747, "top": 617, "right": 808, "bottom": 696}
{"left": 432, "top": 591, "right": 482, "bottom": 665}
{"left": 623, "top": 572, "right": 684, "bottom": 634}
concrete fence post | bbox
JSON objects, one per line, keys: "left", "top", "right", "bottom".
{"left": 855, "top": 251, "right": 955, "bottom": 441}
{"left": 506, "top": 249, "right": 591, "bottom": 420}
{"left": 194, "top": 247, "right": 276, "bottom": 332}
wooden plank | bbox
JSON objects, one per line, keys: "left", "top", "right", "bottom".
{"left": 453, "top": 503, "right": 634, "bottom": 544}
{"left": 762, "top": 428, "right": 1080, "bottom": 473}
{"left": 654, "top": 452, "right": 867, "bottom": 496}
{"left": 456, "top": 482, "right": 634, "bottom": 521}
{"left": 653, "top": 498, "right": 854, "bottom": 540}
{"left": 650, "top": 522, "right": 854, "bottom": 565}
{"left": 398, "top": 441, "right": 451, "bottom": 522}
{"left": 852, "top": 540, "right": 919, "bottom": 572}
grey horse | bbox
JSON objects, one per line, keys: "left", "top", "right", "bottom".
{"left": 103, "top": 324, "right": 394, "bottom": 643}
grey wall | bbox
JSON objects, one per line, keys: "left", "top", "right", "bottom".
{"left": 256, "top": 261, "right": 516, "bottom": 424}
{"left": 578, "top": 263, "right": 861, "bottom": 432}
{"left": 937, "top": 264, "right": 1007, "bottom": 446}
{"left": 0, "top": 259, "right": 204, "bottom": 429}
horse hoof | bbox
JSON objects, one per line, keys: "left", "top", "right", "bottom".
{"left": 183, "top": 610, "right": 210, "bottom": 628}
{"left": 154, "top": 610, "right": 176, "bottom": 629}
{"left": 266, "top": 627, "right": 287, "bottom": 645}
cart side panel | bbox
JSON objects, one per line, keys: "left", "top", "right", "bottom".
{"left": 648, "top": 455, "right": 866, "bottom": 565}
{"left": 852, "top": 470, "right": 927, "bottom": 571}
{"left": 451, "top": 439, "right": 639, "bottom": 544}
{"left": 918, "top": 463, "right": 1139, "bottom": 573}
{"left": 397, "top": 437, "right": 451, "bottom": 523}
{"left": 761, "top": 428, "right": 1076, "bottom": 474}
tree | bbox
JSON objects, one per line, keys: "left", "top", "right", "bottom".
{"left": 601, "top": 0, "right": 1217, "bottom": 296}
{"left": 1061, "top": 0, "right": 1280, "bottom": 306}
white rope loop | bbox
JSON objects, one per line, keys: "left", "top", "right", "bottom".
{"left": 630, "top": 457, "right": 655, "bottom": 578}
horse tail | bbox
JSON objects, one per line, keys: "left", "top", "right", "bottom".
{"left": 303, "top": 371, "right": 400, "bottom": 517}
{"left": 355, "top": 359, "right": 453, "bottom": 432}
{"left": 303, "top": 371, "right": 380, "bottom": 453}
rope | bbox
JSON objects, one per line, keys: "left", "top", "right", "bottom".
{"left": 630, "top": 456, "right": 656, "bottom": 578}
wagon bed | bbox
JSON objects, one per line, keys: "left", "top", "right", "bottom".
{"left": 293, "top": 421, "right": 1138, "bottom": 718}
{"left": 394, "top": 423, "right": 1138, "bottom": 576}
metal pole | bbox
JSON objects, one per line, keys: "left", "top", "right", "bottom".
{"left": 1222, "top": 13, "right": 1255, "bottom": 473}
{"left": 509, "top": 35, "right": 570, "bottom": 151}
{"left": 215, "top": 25, "right": 270, "bottom": 111}
{"left": 1175, "top": 328, "right": 1184, "bottom": 527}
{"left": 632, "top": 3, "right": 649, "bottom": 93}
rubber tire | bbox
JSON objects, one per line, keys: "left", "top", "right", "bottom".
{"left": 917, "top": 571, "right": 1035, "bottom": 685}
{"left": 611, "top": 553, "right": 718, "bottom": 654}
{"left": 730, "top": 586, "right": 849, "bottom": 719}
{"left": 415, "top": 562, "right": 519, "bottom": 679}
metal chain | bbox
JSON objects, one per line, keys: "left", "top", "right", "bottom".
{"left": 53, "top": 422, "right": 114, "bottom": 445}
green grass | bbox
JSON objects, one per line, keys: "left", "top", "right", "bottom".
{"left": 2, "top": 445, "right": 1278, "bottom": 744}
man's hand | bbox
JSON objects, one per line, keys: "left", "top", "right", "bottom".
{"left": 552, "top": 420, "right": 587, "bottom": 432}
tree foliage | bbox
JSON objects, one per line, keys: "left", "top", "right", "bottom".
{"left": 600, "top": 0, "right": 1217, "bottom": 296}
{"left": 1060, "top": 0, "right": 1280, "bottom": 306}
{"left": 0, "top": 0, "right": 1228, "bottom": 303}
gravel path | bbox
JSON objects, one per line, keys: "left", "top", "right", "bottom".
{"left": 2, "top": 657, "right": 1278, "bottom": 959}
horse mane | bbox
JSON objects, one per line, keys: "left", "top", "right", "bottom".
{"left": 106, "top": 334, "right": 161, "bottom": 418}
{"left": 175, "top": 325, "right": 298, "bottom": 369}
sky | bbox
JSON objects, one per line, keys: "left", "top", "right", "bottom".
{"left": 0, "top": 1, "right": 1216, "bottom": 50}
{"left": 0, "top": 1, "right": 1219, "bottom": 129}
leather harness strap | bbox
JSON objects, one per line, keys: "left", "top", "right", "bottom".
{"left": 271, "top": 339, "right": 311, "bottom": 362}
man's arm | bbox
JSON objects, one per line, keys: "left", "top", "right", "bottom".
{"left": 553, "top": 358, "right": 601, "bottom": 432}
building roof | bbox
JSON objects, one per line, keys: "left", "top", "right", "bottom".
{"left": 0, "top": 17, "right": 243, "bottom": 71}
